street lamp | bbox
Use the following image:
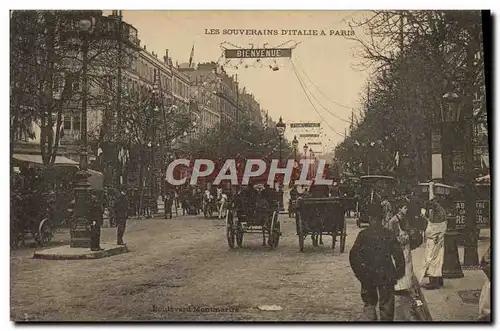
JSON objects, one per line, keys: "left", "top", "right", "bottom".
{"left": 441, "top": 92, "right": 462, "bottom": 184}
{"left": 276, "top": 116, "right": 286, "bottom": 161}
{"left": 275, "top": 116, "right": 286, "bottom": 211}
{"left": 71, "top": 15, "right": 95, "bottom": 248}
{"left": 439, "top": 90, "right": 465, "bottom": 279}
{"left": 292, "top": 135, "right": 299, "bottom": 161}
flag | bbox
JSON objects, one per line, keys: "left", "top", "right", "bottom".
{"left": 189, "top": 44, "right": 194, "bottom": 67}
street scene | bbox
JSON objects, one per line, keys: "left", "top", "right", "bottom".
{"left": 10, "top": 10, "right": 491, "bottom": 322}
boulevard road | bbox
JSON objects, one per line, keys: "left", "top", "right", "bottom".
{"left": 11, "top": 214, "right": 366, "bottom": 321}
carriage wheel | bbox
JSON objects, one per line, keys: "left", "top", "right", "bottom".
{"left": 269, "top": 211, "right": 280, "bottom": 249}
{"left": 339, "top": 218, "right": 347, "bottom": 253}
{"left": 37, "top": 219, "right": 53, "bottom": 247}
{"left": 236, "top": 221, "right": 244, "bottom": 248}
{"left": 226, "top": 211, "right": 235, "bottom": 248}
{"left": 296, "top": 212, "right": 305, "bottom": 252}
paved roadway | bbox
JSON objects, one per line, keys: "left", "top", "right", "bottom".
{"left": 11, "top": 214, "right": 371, "bottom": 321}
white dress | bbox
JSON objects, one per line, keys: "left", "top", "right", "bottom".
{"left": 387, "top": 215, "right": 414, "bottom": 291}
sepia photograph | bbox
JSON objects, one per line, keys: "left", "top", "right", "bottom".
{"left": 9, "top": 7, "right": 491, "bottom": 323}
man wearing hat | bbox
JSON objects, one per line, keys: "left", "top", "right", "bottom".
{"left": 350, "top": 202, "right": 405, "bottom": 321}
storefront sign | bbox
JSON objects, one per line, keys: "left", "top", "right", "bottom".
{"left": 308, "top": 142, "right": 322, "bottom": 145}
{"left": 431, "top": 130, "right": 442, "bottom": 154}
{"left": 290, "top": 123, "right": 321, "bottom": 128}
{"left": 453, "top": 200, "right": 490, "bottom": 229}
{"left": 452, "top": 152, "right": 466, "bottom": 176}
{"left": 300, "top": 133, "right": 320, "bottom": 138}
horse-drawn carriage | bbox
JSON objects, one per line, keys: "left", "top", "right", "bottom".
{"left": 11, "top": 154, "right": 104, "bottom": 248}
{"left": 225, "top": 186, "right": 281, "bottom": 249}
{"left": 294, "top": 196, "right": 351, "bottom": 252}
{"left": 355, "top": 175, "right": 396, "bottom": 228}
{"left": 203, "top": 188, "right": 229, "bottom": 219}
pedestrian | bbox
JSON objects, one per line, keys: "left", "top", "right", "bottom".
{"left": 115, "top": 190, "right": 129, "bottom": 246}
{"left": 381, "top": 195, "right": 393, "bottom": 229}
{"left": 164, "top": 190, "right": 173, "bottom": 219}
{"left": 349, "top": 202, "right": 405, "bottom": 321}
{"left": 89, "top": 190, "right": 104, "bottom": 251}
{"left": 421, "top": 197, "right": 447, "bottom": 289}
{"left": 478, "top": 245, "right": 491, "bottom": 321}
{"left": 105, "top": 188, "right": 117, "bottom": 227}
{"left": 385, "top": 200, "right": 420, "bottom": 320}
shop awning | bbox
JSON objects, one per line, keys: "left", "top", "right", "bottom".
{"left": 12, "top": 154, "right": 78, "bottom": 166}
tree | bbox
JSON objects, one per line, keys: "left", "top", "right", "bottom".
{"left": 336, "top": 11, "right": 485, "bottom": 182}
{"left": 11, "top": 10, "right": 137, "bottom": 168}
{"left": 338, "top": 10, "right": 486, "bottom": 265}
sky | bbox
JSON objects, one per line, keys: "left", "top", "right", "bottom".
{"left": 108, "top": 10, "right": 372, "bottom": 154}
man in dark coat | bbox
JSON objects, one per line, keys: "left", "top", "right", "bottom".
{"left": 349, "top": 202, "right": 405, "bottom": 321}
{"left": 89, "top": 190, "right": 104, "bottom": 251}
{"left": 240, "top": 183, "right": 258, "bottom": 215}
{"left": 115, "top": 190, "right": 129, "bottom": 245}
{"left": 261, "top": 183, "right": 277, "bottom": 208}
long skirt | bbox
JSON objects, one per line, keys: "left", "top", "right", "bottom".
{"left": 479, "top": 281, "right": 491, "bottom": 320}
{"left": 423, "top": 221, "right": 446, "bottom": 277}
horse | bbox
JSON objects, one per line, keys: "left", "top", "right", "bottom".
{"left": 203, "top": 190, "right": 217, "bottom": 217}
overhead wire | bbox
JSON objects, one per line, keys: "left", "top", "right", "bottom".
{"left": 290, "top": 60, "right": 346, "bottom": 138}
{"left": 293, "top": 56, "right": 354, "bottom": 111}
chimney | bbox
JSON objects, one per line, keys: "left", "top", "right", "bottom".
{"left": 143, "top": 45, "right": 146, "bottom": 50}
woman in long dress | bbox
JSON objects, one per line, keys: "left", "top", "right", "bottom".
{"left": 386, "top": 200, "right": 431, "bottom": 321}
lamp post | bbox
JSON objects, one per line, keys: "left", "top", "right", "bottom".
{"left": 276, "top": 116, "right": 286, "bottom": 211}
{"left": 440, "top": 90, "right": 464, "bottom": 279}
{"left": 70, "top": 16, "right": 94, "bottom": 248}
{"left": 292, "top": 135, "right": 299, "bottom": 161}
{"left": 309, "top": 147, "right": 313, "bottom": 180}
{"left": 303, "top": 143, "right": 308, "bottom": 182}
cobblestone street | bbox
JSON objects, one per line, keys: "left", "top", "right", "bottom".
{"left": 11, "top": 215, "right": 367, "bottom": 321}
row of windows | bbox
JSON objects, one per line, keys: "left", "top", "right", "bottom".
{"left": 200, "top": 109, "right": 220, "bottom": 129}
{"left": 132, "top": 57, "right": 189, "bottom": 99}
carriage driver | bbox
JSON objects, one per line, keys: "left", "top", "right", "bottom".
{"left": 261, "top": 183, "right": 278, "bottom": 208}
{"left": 289, "top": 184, "right": 299, "bottom": 201}
{"left": 240, "top": 183, "right": 258, "bottom": 213}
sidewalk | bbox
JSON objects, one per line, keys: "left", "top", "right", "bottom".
{"left": 411, "top": 229, "right": 490, "bottom": 321}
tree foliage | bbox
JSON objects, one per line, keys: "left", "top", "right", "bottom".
{"left": 190, "top": 118, "right": 293, "bottom": 162}
{"left": 10, "top": 10, "right": 137, "bottom": 166}
{"left": 335, "top": 10, "right": 486, "bottom": 181}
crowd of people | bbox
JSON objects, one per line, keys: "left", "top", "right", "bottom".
{"left": 348, "top": 191, "right": 490, "bottom": 322}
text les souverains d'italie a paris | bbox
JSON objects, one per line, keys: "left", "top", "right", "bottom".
{"left": 205, "top": 29, "right": 354, "bottom": 36}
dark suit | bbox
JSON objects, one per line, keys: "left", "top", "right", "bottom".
{"left": 115, "top": 193, "right": 129, "bottom": 245}
{"left": 89, "top": 192, "right": 104, "bottom": 250}
{"left": 261, "top": 187, "right": 277, "bottom": 208}
{"left": 349, "top": 224, "right": 405, "bottom": 321}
